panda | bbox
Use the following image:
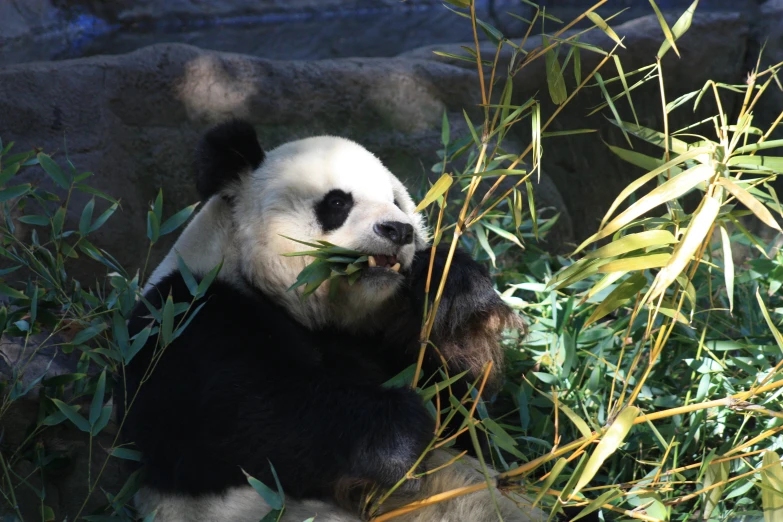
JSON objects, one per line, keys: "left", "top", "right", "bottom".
{"left": 123, "top": 120, "right": 544, "bottom": 522}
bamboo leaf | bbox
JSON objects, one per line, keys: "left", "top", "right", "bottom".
{"left": 761, "top": 450, "right": 783, "bottom": 522}
{"left": 160, "top": 203, "right": 199, "bottom": 236}
{"left": 649, "top": 0, "right": 679, "bottom": 58}
{"left": 475, "top": 224, "right": 496, "bottom": 268}
{"left": 532, "top": 458, "right": 567, "bottom": 508}
{"left": 734, "top": 139, "right": 783, "bottom": 154}
{"left": 415, "top": 174, "right": 453, "bottom": 213}
{"left": 571, "top": 488, "right": 623, "bottom": 521}
{"left": 52, "top": 399, "right": 90, "bottom": 433}
{"left": 595, "top": 73, "right": 631, "bottom": 147}
{"left": 719, "top": 225, "right": 734, "bottom": 313}
{"left": 583, "top": 162, "right": 715, "bottom": 252}
{"left": 598, "top": 253, "right": 671, "bottom": 274}
{"left": 585, "top": 230, "right": 676, "bottom": 259}
{"left": 542, "top": 36, "right": 567, "bottom": 105}
{"left": 586, "top": 12, "right": 625, "bottom": 48}
{"left": 718, "top": 177, "right": 782, "bottom": 232}
{"left": 702, "top": 460, "right": 730, "bottom": 520}
{"left": 37, "top": 153, "right": 70, "bottom": 189}
{"left": 650, "top": 194, "right": 721, "bottom": 300}
{"left": 585, "top": 272, "right": 647, "bottom": 327}
{"left": 573, "top": 406, "right": 639, "bottom": 495}
{"left": 659, "top": 0, "right": 699, "bottom": 59}
{"left": 756, "top": 288, "right": 783, "bottom": 356}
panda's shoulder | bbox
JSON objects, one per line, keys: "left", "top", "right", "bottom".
{"left": 128, "top": 271, "right": 296, "bottom": 346}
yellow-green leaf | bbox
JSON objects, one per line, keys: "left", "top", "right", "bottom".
{"left": 649, "top": 0, "right": 679, "bottom": 58}
{"left": 719, "top": 225, "right": 734, "bottom": 313}
{"left": 586, "top": 12, "right": 625, "bottom": 48}
{"left": 728, "top": 155, "right": 783, "bottom": 172}
{"left": 573, "top": 406, "right": 639, "bottom": 495}
{"left": 598, "top": 253, "right": 671, "bottom": 274}
{"left": 659, "top": 0, "right": 698, "bottom": 59}
{"left": 585, "top": 272, "right": 647, "bottom": 327}
{"left": 761, "top": 450, "right": 783, "bottom": 522}
{"left": 718, "top": 177, "right": 782, "bottom": 232}
{"left": 533, "top": 458, "right": 567, "bottom": 508}
{"left": 596, "top": 146, "right": 712, "bottom": 233}
{"left": 585, "top": 230, "right": 676, "bottom": 260}
{"left": 756, "top": 288, "right": 783, "bottom": 356}
{"left": 415, "top": 174, "right": 453, "bottom": 213}
{"left": 588, "top": 163, "right": 716, "bottom": 251}
{"left": 537, "top": 390, "right": 592, "bottom": 438}
{"left": 702, "top": 460, "right": 730, "bottom": 520}
{"left": 650, "top": 194, "right": 720, "bottom": 300}
{"left": 571, "top": 488, "right": 623, "bottom": 522}
{"left": 542, "top": 36, "right": 567, "bottom": 105}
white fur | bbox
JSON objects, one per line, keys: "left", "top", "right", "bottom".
{"left": 142, "top": 136, "right": 542, "bottom": 521}
{"left": 137, "top": 450, "right": 543, "bottom": 522}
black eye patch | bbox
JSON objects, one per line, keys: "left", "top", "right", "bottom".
{"left": 393, "top": 198, "right": 402, "bottom": 209}
{"left": 315, "top": 189, "right": 354, "bottom": 232}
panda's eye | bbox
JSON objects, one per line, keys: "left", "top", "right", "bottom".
{"left": 315, "top": 190, "right": 354, "bottom": 232}
{"left": 328, "top": 195, "right": 347, "bottom": 208}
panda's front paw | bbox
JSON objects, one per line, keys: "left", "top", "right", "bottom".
{"left": 352, "top": 388, "right": 434, "bottom": 490}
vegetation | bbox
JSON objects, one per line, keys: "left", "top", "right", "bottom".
{"left": 0, "top": 0, "right": 782, "bottom": 521}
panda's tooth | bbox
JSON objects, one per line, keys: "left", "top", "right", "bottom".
{"left": 368, "top": 256, "right": 377, "bottom": 267}
{"left": 391, "top": 263, "right": 401, "bottom": 272}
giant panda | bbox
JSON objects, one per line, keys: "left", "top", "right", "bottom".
{"left": 123, "top": 120, "right": 544, "bottom": 522}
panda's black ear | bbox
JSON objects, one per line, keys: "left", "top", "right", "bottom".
{"left": 195, "top": 119, "right": 265, "bottom": 200}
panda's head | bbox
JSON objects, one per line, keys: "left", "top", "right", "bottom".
{"left": 155, "top": 120, "right": 429, "bottom": 329}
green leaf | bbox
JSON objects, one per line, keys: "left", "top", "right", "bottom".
{"left": 147, "top": 210, "right": 160, "bottom": 243}
{"left": 475, "top": 224, "right": 496, "bottom": 268}
{"left": 113, "top": 311, "right": 129, "bottom": 354}
{"left": 51, "top": 399, "right": 90, "bottom": 432}
{"left": 441, "top": 111, "right": 450, "bottom": 147}
{"left": 79, "top": 198, "right": 95, "bottom": 236}
{"left": 71, "top": 323, "right": 107, "bottom": 345}
{"left": 160, "top": 203, "right": 199, "bottom": 236}
{"left": 756, "top": 289, "right": 783, "bottom": 356}
{"left": 196, "top": 261, "right": 223, "bottom": 298}
{"left": 125, "top": 325, "right": 153, "bottom": 364}
{"left": 111, "top": 448, "right": 143, "bottom": 461}
{"left": 532, "top": 458, "right": 567, "bottom": 508}
{"left": 51, "top": 206, "right": 66, "bottom": 236}
{"left": 17, "top": 215, "right": 49, "bottom": 226}
{"left": 89, "top": 202, "right": 118, "bottom": 233}
{"left": 595, "top": 73, "right": 631, "bottom": 147}
{"left": 571, "top": 488, "right": 623, "bottom": 521}
{"left": 0, "top": 282, "right": 27, "bottom": 300}
{"left": 243, "top": 470, "right": 284, "bottom": 510}
{"left": 177, "top": 255, "right": 199, "bottom": 296}
{"left": 160, "top": 295, "right": 175, "bottom": 346}
{"left": 0, "top": 162, "right": 20, "bottom": 186}
{"left": 542, "top": 36, "right": 567, "bottom": 105}
{"left": 37, "top": 153, "right": 70, "bottom": 189}
{"left": 0, "top": 184, "right": 31, "bottom": 202}
{"left": 153, "top": 189, "right": 163, "bottom": 223}
{"left": 573, "top": 406, "right": 639, "bottom": 495}
{"left": 89, "top": 370, "right": 107, "bottom": 427}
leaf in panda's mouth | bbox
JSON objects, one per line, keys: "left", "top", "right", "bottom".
{"left": 281, "top": 236, "right": 368, "bottom": 298}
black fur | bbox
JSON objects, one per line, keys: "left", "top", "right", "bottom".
{"left": 122, "top": 246, "right": 512, "bottom": 502}
{"left": 195, "top": 120, "right": 265, "bottom": 200}
{"left": 314, "top": 189, "right": 354, "bottom": 232}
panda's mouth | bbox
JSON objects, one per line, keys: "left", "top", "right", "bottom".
{"left": 367, "top": 254, "right": 401, "bottom": 273}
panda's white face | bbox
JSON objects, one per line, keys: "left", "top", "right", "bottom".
{"left": 151, "top": 133, "right": 429, "bottom": 329}
{"left": 230, "top": 137, "right": 428, "bottom": 328}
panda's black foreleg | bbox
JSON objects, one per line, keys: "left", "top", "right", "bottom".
{"left": 133, "top": 365, "right": 435, "bottom": 500}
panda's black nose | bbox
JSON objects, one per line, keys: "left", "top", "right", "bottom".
{"left": 374, "top": 221, "right": 414, "bottom": 246}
